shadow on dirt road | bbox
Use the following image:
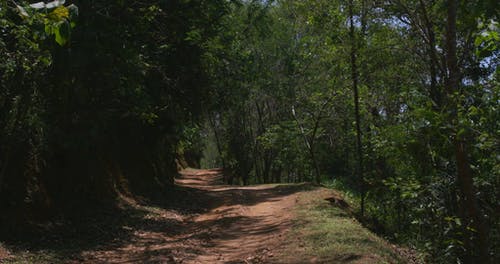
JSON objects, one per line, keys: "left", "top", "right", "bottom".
{"left": 0, "top": 168, "right": 314, "bottom": 263}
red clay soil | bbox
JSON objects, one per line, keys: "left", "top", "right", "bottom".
{"left": 78, "top": 168, "right": 303, "bottom": 263}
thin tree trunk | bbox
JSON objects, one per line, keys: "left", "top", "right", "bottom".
{"left": 208, "top": 112, "right": 226, "bottom": 169}
{"left": 445, "top": 1, "right": 490, "bottom": 262}
{"left": 309, "top": 148, "right": 321, "bottom": 183}
{"left": 255, "top": 101, "right": 272, "bottom": 183}
{"left": 263, "top": 157, "right": 271, "bottom": 183}
{"left": 419, "top": 0, "right": 441, "bottom": 107}
{"left": 0, "top": 154, "right": 8, "bottom": 194}
{"left": 349, "top": 0, "right": 365, "bottom": 217}
{"left": 291, "top": 105, "right": 321, "bottom": 183}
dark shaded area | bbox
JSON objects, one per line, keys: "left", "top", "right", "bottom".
{"left": 0, "top": 0, "right": 228, "bottom": 230}
{"left": 0, "top": 186, "right": 191, "bottom": 262}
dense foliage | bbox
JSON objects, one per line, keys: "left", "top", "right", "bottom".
{"left": 0, "top": 0, "right": 498, "bottom": 263}
{"left": 0, "top": 0, "right": 228, "bottom": 213}
{"left": 201, "top": 0, "right": 499, "bottom": 262}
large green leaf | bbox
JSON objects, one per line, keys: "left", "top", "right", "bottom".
{"left": 54, "top": 20, "right": 70, "bottom": 46}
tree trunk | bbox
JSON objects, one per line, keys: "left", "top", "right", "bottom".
{"left": 349, "top": 0, "right": 365, "bottom": 217}
{"left": 208, "top": 112, "right": 226, "bottom": 169}
{"left": 263, "top": 157, "right": 271, "bottom": 183}
{"left": 291, "top": 105, "right": 322, "bottom": 184}
{"left": 309, "top": 147, "right": 321, "bottom": 183}
{"left": 418, "top": 0, "right": 441, "bottom": 107}
{"left": 445, "top": 1, "right": 490, "bottom": 262}
{"left": 0, "top": 154, "right": 8, "bottom": 194}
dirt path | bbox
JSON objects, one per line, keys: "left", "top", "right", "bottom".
{"left": 1, "top": 169, "right": 411, "bottom": 263}
{"left": 174, "top": 169, "right": 299, "bottom": 263}
{"left": 77, "top": 168, "right": 306, "bottom": 264}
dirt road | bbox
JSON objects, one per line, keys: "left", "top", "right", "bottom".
{"left": 79, "top": 168, "right": 307, "bottom": 263}
{"left": 175, "top": 169, "right": 301, "bottom": 263}
{"left": 1, "top": 169, "right": 410, "bottom": 263}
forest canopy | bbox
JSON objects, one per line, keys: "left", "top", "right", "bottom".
{"left": 0, "top": 0, "right": 498, "bottom": 263}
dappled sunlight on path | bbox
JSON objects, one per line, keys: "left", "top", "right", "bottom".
{"left": 77, "top": 168, "right": 305, "bottom": 263}
{"left": 0, "top": 168, "right": 409, "bottom": 264}
{"left": 174, "top": 168, "right": 300, "bottom": 263}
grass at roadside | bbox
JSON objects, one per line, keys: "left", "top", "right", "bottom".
{"left": 277, "top": 188, "right": 405, "bottom": 264}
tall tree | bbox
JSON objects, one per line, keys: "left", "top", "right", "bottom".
{"left": 444, "top": 0, "right": 490, "bottom": 262}
{"left": 348, "top": 0, "right": 366, "bottom": 216}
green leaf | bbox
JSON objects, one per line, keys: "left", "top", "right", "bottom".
{"left": 54, "top": 20, "right": 70, "bottom": 46}
{"left": 49, "top": 6, "right": 69, "bottom": 21}
{"left": 457, "top": 128, "right": 466, "bottom": 137}
{"left": 45, "top": 22, "right": 55, "bottom": 35}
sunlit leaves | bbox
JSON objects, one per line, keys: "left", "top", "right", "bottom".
{"left": 43, "top": 5, "right": 78, "bottom": 46}
{"left": 14, "top": 1, "right": 78, "bottom": 46}
{"left": 48, "top": 6, "right": 69, "bottom": 20}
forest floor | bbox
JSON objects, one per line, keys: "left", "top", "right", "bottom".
{"left": 0, "top": 169, "right": 417, "bottom": 263}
